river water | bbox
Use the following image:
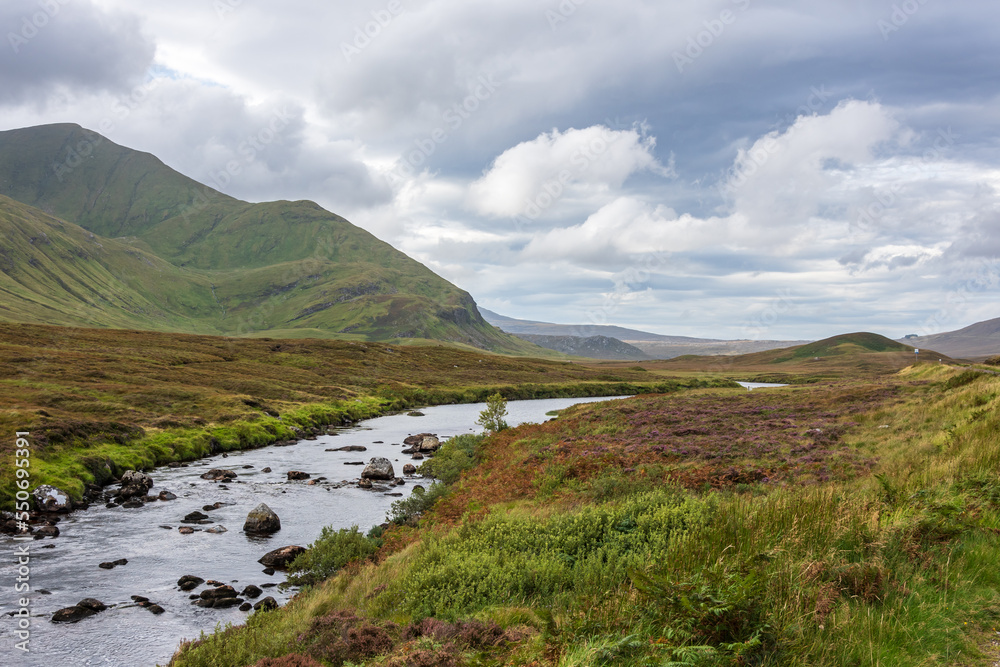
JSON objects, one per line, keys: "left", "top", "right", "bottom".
{"left": 1, "top": 396, "right": 624, "bottom": 667}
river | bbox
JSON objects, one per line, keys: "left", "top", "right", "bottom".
{"left": 1, "top": 395, "right": 625, "bottom": 667}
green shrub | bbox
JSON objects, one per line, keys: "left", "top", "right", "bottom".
{"left": 417, "top": 434, "right": 484, "bottom": 485}
{"left": 399, "top": 490, "right": 715, "bottom": 618}
{"left": 945, "top": 370, "right": 982, "bottom": 390}
{"left": 476, "top": 393, "right": 509, "bottom": 432}
{"left": 388, "top": 483, "right": 449, "bottom": 525}
{"left": 288, "top": 526, "right": 382, "bottom": 586}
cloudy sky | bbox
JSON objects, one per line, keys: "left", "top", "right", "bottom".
{"left": 2, "top": 0, "right": 999, "bottom": 340}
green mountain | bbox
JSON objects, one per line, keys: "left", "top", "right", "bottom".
{"left": 0, "top": 123, "right": 535, "bottom": 352}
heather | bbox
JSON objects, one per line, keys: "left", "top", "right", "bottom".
{"left": 174, "top": 364, "right": 1000, "bottom": 666}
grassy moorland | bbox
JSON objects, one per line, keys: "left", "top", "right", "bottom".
{"left": 0, "top": 322, "right": 725, "bottom": 507}
{"left": 170, "top": 363, "right": 1000, "bottom": 667}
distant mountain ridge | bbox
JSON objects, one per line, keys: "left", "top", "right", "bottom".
{"left": 0, "top": 123, "right": 535, "bottom": 353}
{"left": 481, "top": 308, "right": 808, "bottom": 358}
{"left": 512, "top": 334, "right": 653, "bottom": 360}
{"left": 479, "top": 308, "right": 716, "bottom": 342}
{"left": 901, "top": 317, "right": 1000, "bottom": 359}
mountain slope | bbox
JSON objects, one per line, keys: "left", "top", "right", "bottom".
{"left": 0, "top": 124, "right": 530, "bottom": 352}
{"left": 0, "top": 195, "right": 221, "bottom": 332}
{"left": 902, "top": 318, "right": 1000, "bottom": 359}
{"left": 513, "top": 334, "right": 653, "bottom": 360}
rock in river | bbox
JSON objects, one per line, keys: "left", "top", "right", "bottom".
{"left": 254, "top": 596, "right": 278, "bottom": 612}
{"left": 258, "top": 545, "right": 306, "bottom": 569}
{"left": 402, "top": 464, "right": 417, "bottom": 475}
{"left": 77, "top": 598, "right": 107, "bottom": 613}
{"left": 200, "top": 469, "right": 237, "bottom": 481}
{"left": 119, "top": 470, "right": 154, "bottom": 499}
{"left": 51, "top": 606, "right": 96, "bottom": 623}
{"left": 361, "top": 457, "right": 394, "bottom": 481}
{"left": 241, "top": 584, "right": 262, "bottom": 599}
{"left": 243, "top": 503, "right": 281, "bottom": 535}
{"left": 177, "top": 575, "right": 204, "bottom": 591}
{"left": 32, "top": 485, "right": 72, "bottom": 513}
{"left": 286, "top": 471, "right": 310, "bottom": 480}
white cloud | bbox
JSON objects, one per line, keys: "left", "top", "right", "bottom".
{"left": 467, "top": 125, "right": 673, "bottom": 218}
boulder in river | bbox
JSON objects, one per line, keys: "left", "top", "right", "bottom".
{"left": 403, "top": 433, "right": 436, "bottom": 446}
{"left": 183, "top": 511, "right": 210, "bottom": 523}
{"left": 158, "top": 490, "right": 177, "bottom": 501}
{"left": 51, "top": 605, "right": 96, "bottom": 623}
{"left": 98, "top": 558, "right": 128, "bottom": 570}
{"left": 241, "top": 584, "right": 262, "bottom": 599}
{"left": 402, "top": 464, "right": 417, "bottom": 475}
{"left": 254, "top": 596, "right": 278, "bottom": 612}
{"left": 258, "top": 545, "right": 306, "bottom": 569}
{"left": 32, "top": 485, "right": 72, "bottom": 513}
{"left": 200, "top": 585, "right": 238, "bottom": 600}
{"left": 243, "top": 503, "right": 281, "bottom": 535}
{"left": 327, "top": 445, "right": 367, "bottom": 452}
{"left": 200, "top": 469, "right": 237, "bottom": 481}
{"left": 206, "top": 525, "right": 228, "bottom": 534}
{"left": 35, "top": 524, "right": 59, "bottom": 538}
{"left": 358, "top": 478, "right": 372, "bottom": 489}
{"left": 361, "top": 457, "right": 394, "bottom": 481}
{"left": 119, "top": 470, "right": 154, "bottom": 499}
{"left": 77, "top": 598, "right": 107, "bottom": 613}
{"left": 418, "top": 436, "right": 441, "bottom": 452}
{"left": 286, "top": 471, "right": 310, "bottom": 480}
{"left": 261, "top": 467, "right": 272, "bottom": 473}
{"left": 177, "top": 575, "right": 204, "bottom": 591}
{"left": 213, "top": 596, "right": 244, "bottom": 609}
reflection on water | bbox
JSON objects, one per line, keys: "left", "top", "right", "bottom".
{"left": 1, "top": 395, "right": 623, "bottom": 666}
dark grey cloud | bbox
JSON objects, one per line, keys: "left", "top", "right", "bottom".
{"left": 0, "top": 0, "right": 153, "bottom": 106}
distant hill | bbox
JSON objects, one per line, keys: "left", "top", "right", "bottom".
{"left": 901, "top": 318, "right": 1000, "bottom": 359}
{"left": 481, "top": 308, "right": 807, "bottom": 358}
{"left": 480, "top": 308, "right": 713, "bottom": 342}
{"left": 652, "top": 332, "right": 949, "bottom": 376}
{"left": 0, "top": 124, "right": 538, "bottom": 353}
{"left": 513, "top": 334, "right": 652, "bottom": 360}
